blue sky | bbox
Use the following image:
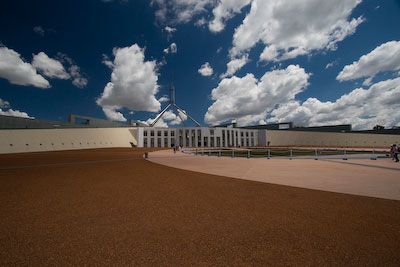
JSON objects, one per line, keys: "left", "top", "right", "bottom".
{"left": 0, "top": 0, "right": 399, "bottom": 129}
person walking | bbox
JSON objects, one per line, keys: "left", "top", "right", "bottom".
{"left": 394, "top": 144, "right": 399, "bottom": 162}
{"left": 390, "top": 144, "right": 395, "bottom": 160}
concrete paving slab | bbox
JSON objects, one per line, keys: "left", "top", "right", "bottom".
{"left": 148, "top": 150, "right": 400, "bottom": 200}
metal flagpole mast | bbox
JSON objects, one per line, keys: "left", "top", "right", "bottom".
{"left": 149, "top": 84, "right": 201, "bottom": 127}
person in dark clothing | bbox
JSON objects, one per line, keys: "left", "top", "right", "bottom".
{"left": 390, "top": 144, "right": 395, "bottom": 160}
{"left": 393, "top": 144, "right": 399, "bottom": 162}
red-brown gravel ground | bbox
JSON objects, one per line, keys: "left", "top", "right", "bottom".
{"left": 0, "top": 148, "right": 399, "bottom": 265}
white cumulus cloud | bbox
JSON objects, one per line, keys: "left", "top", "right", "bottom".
{"left": 152, "top": 0, "right": 251, "bottom": 32}
{"left": 0, "top": 46, "right": 50, "bottom": 88}
{"left": 208, "top": 0, "right": 252, "bottom": 32}
{"left": 231, "top": 0, "right": 363, "bottom": 63}
{"left": 221, "top": 54, "right": 248, "bottom": 78}
{"left": 151, "top": 0, "right": 213, "bottom": 25}
{"left": 164, "top": 26, "right": 177, "bottom": 33}
{"left": 0, "top": 98, "right": 34, "bottom": 119}
{"left": 198, "top": 62, "right": 214, "bottom": 76}
{"left": 205, "top": 65, "right": 310, "bottom": 126}
{"left": 97, "top": 44, "right": 161, "bottom": 121}
{"left": 32, "top": 52, "right": 70, "bottom": 79}
{"left": 0, "top": 98, "right": 10, "bottom": 108}
{"left": 56, "top": 53, "right": 88, "bottom": 88}
{"left": 163, "top": 42, "right": 177, "bottom": 54}
{"left": 158, "top": 95, "right": 170, "bottom": 103}
{"left": 269, "top": 77, "right": 400, "bottom": 130}
{"left": 337, "top": 40, "right": 400, "bottom": 82}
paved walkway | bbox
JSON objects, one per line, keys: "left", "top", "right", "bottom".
{"left": 148, "top": 150, "right": 400, "bottom": 200}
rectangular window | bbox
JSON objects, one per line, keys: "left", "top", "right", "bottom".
{"left": 150, "top": 131, "right": 154, "bottom": 137}
{"left": 210, "top": 129, "right": 214, "bottom": 135}
{"left": 164, "top": 138, "right": 168, "bottom": 147}
{"left": 171, "top": 131, "right": 175, "bottom": 136}
{"left": 246, "top": 132, "right": 249, "bottom": 137}
{"left": 144, "top": 138, "right": 148, "bottom": 147}
{"left": 171, "top": 138, "right": 175, "bottom": 147}
{"left": 191, "top": 129, "right": 196, "bottom": 147}
{"left": 157, "top": 131, "right": 161, "bottom": 137}
{"left": 203, "top": 136, "right": 208, "bottom": 147}
{"left": 251, "top": 132, "right": 254, "bottom": 137}
{"left": 240, "top": 132, "right": 243, "bottom": 137}
{"left": 157, "top": 138, "right": 162, "bottom": 147}
{"left": 164, "top": 131, "right": 168, "bottom": 137}
{"left": 150, "top": 138, "right": 155, "bottom": 147}
{"left": 144, "top": 131, "right": 148, "bottom": 137}
{"left": 185, "top": 130, "right": 190, "bottom": 146}
{"left": 197, "top": 130, "right": 202, "bottom": 147}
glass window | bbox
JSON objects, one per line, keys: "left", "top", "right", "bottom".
{"left": 210, "top": 137, "right": 215, "bottom": 147}
{"left": 157, "top": 131, "right": 161, "bottom": 136}
{"left": 203, "top": 136, "right": 208, "bottom": 147}
{"left": 210, "top": 129, "right": 214, "bottom": 135}
{"left": 150, "top": 131, "right": 154, "bottom": 137}
{"left": 216, "top": 137, "right": 221, "bottom": 147}
{"left": 144, "top": 138, "right": 148, "bottom": 147}
{"left": 171, "top": 131, "right": 175, "bottom": 136}
{"left": 197, "top": 130, "right": 202, "bottom": 147}
{"left": 191, "top": 130, "right": 196, "bottom": 147}
{"left": 164, "top": 131, "right": 168, "bottom": 137}
{"left": 144, "top": 131, "right": 148, "bottom": 137}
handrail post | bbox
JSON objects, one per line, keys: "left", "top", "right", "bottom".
{"left": 231, "top": 149, "right": 234, "bottom": 158}
{"left": 371, "top": 149, "right": 377, "bottom": 160}
{"left": 267, "top": 149, "right": 270, "bottom": 159}
{"left": 314, "top": 149, "right": 318, "bottom": 160}
{"left": 343, "top": 149, "right": 348, "bottom": 160}
{"left": 247, "top": 150, "right": 251, "bottom": 159}
{"left": 290, "top": 149, "right": 293, "bottom": 160}
{"left": 218, "top": 150, "right": 221, "bottom": 157}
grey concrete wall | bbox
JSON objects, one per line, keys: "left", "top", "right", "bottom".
{"left": 0, "top": 128, "right": 138, "bottom": 154}
{"left": 266, "top": 130, "right": 400, "bottom": 148}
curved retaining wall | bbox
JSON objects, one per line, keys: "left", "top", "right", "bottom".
{"left": 266, "top": 130, "right": 400, "bottom": 148}
{"left": 0, "top": 128, "right": 137, "bottom": 154}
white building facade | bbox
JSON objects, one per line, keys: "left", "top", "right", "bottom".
{"left": 136, "top": 127, "right": 259, "bottom": 148}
